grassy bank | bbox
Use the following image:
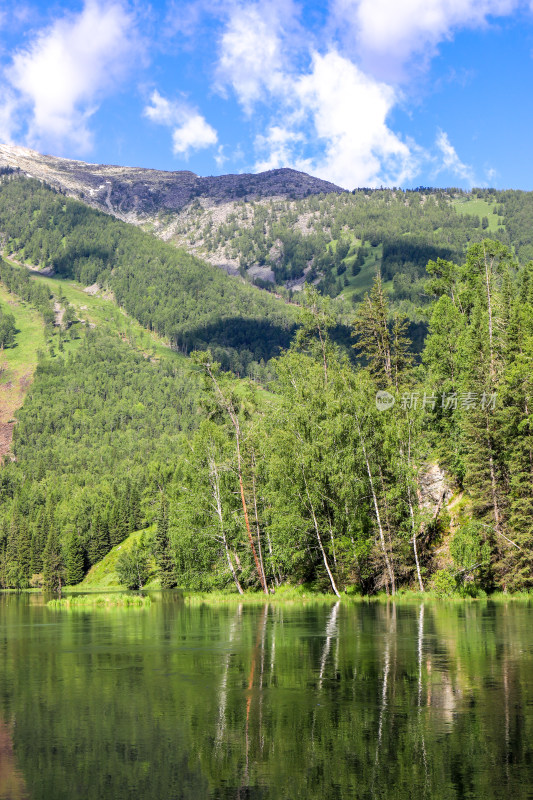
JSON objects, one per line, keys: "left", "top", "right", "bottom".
{"left": 182, "top": 586, "right": 533, "bottom": 605}
{"left": 47, "top": 593, "right": 151, "bottom": 609}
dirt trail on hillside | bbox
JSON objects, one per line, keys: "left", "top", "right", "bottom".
{"left": 0, "top": 369, "right": 33, "bottom": 463}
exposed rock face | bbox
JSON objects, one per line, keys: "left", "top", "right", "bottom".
{"left": 0, "top": 144, "right": 343, "bottom": 222}
{"left": 418, "top": 463, "right": 453, "bottom": 516}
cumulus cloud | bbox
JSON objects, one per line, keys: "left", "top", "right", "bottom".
{"left": 217, "top": 3, "right": 421, "bottom": 186}
{"left": 293, "top": 51, "right": 417, "bottom": 187}
{"left": 254, "top": 126, "right": 306, "bottom": 172}
{"left": 332, "top": 0, "right": 520, "bottom": 79}
{"left": 144, "top": 90, "right": 217, "bottom": 158}
{"left": 2, "top": 0, "right": 139, "bottom": 152}
{"left": 434, "top": 129, "right": 475, "bottom": 184}
{"left": 216, "top": 0, "right": 298, "bottom": 113}
{"left": 216, "top": 0, "right": 519, "bottom": 186}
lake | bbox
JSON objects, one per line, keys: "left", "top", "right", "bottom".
{"left": 1, "top": 594, "right": 533, "bottom": 799}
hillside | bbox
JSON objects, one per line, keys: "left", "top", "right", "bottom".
{"left": 0, "top": 151, "right": 531, "bottom": 600}
{"left": 0, "top": 174, "right": 300, "bottom": 376}
{"left": 0, "top": 284, "right": 45, "bottom": 460}
{"left": 1, "top": 144, "right": 529, "bottom": 316}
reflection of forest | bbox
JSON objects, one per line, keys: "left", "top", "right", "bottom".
{"left": 1, "top": 596, "right": 533, "bottom": 800}
{"left": 0, "top": 719, "right": 28, "bottom": 800}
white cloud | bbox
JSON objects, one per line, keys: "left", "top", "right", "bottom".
{"left": 217, "top": 0, "right": 514, "bottom": 187}
{"left": 251, "top": 51, "right": 420, "bottom": 188}
{"left": 172, "top": 113, "right": 217, "bottom": 156}
{"left": 217, "top": 3, "right": 421, "bottom": 187}
{"left": 2, "top": 0, "right": 139, "bottom": 152}
{"left": 0, "top": 90, "right": 19, "bottom": 144}
{"left": 255, "top": 126, "right": 305, "bottom": 172}
{"left": 144, "top": 91, "right": 180, "bottom": 127}
{"left": 332, "top": 0, "right": 520, "bottom": 79}
{"left": 214, "top": 144, "right": 228, "bottom": 169}
{"left": 293, "top": 51, "right": 418, "bottom": 187}
{"left": 216, "top": 1, "right": 296, "bottom": 113}
{"left": 434, "top": 130, "right": 475, "bottom": 184}
{"left": 144, "top": 90, "right": 217, "bottom": 158}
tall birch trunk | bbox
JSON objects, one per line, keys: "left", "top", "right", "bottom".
{"left": 208, "top": 456, "right": 244, "bottom": 595}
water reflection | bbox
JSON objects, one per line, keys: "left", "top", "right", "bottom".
{"left": 1, "top": 595, "right": 533, "bottom": 799}
{"left": 0, "top": 719, "right": 29, "bottom": 800}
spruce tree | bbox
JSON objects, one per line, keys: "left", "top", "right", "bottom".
{"left": 42, "top": 524, "right": 64, "bottom": 592}
{"left": 88, "top": 509, "right": 110, "bottom": 565}
{"left": 5, "top": 514, "right": 22, "bottom": 589}
{"left": 17, "top": 519, "right": 32, "bottom": 586}
{"left": 65, "top": 529, "right": 85, "bottom": 586}
{"left": 352, "top": 272, "right": 392, "bottom": 386}
{"left": 154, "top": 494, "right": 176, "bottom": 589}
{"left": 109, "top": 503, "right": 127, "bottom": 547}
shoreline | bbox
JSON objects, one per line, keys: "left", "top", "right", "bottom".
{"left": 3, "top": 587, "right": 533, "bottom": 604}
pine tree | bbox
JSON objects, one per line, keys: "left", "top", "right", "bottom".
{"left": 496, "top": 263, "right": 533, "bottom": 588}
{"left": 352, "top": 272, "right": 392, "bottom": 386}
{"left": 391, "top": 313, "right": 414, "bottom": 389}
{"left": 154, "top": 494, "right": 176, "bottom": 589}
{"left": 109, "top": 502, "right": 127, "bottom": 547}
{"left": 17, "top": 519, "right": 32, "bottom": 586}
{"left": 88, "top": 509, "right": 111, "bottom": 565}
{"left": 5, "top": 514, "right": 23, "bottom": 588}
{"left": 65, "top": 529, "right": 85, "bottom": 586}
{"left": 31, "top": 511, "right": 48, "bottom": 574}
{"left": 42, "top": 524, "right": 64, "bottom": 592}
{"left": 128, "top": 485, "right": 143, "bottom": 532}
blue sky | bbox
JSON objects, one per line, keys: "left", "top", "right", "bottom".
{"left": 0, "top": 0, "right": 532, "bottom": 190}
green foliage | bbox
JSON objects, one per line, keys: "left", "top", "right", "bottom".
{"left": 42, "top": 524, "right": 64, "bottom": 591}
{"left": 431, "top": 568, "right": 457, "bottom": 597}
{"left": 450, "top": 522, "right": 491, "bottom": 574}
{"left": 154, "top": 494, "right": 177, "bottom": 589}
{"left": 0, "top": 302, "right": 16, "bottom": 348}
{"left": 47, "top": 593, "right": 151, "bottom": 608}
{"left": 0, "top": 171, "right": 532, "bottom": 600}
{"left": 65, "top": 529, "right": 85, "bottom": 586}
{"left": 116, "top": 536, "right": 152, "bottom": 590}
{"left": 0, "top": 327, "right": 200, "bottom": 587}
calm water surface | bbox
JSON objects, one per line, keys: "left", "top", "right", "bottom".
{"left": 1, "top": 594, "right": 533, "bottom": 800}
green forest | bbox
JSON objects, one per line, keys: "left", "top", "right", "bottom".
{"left": 0, "top": 174, "right": 532, "bottom": 596}
{"left": 172, "top": 186, "right": 529, "bottom": 312}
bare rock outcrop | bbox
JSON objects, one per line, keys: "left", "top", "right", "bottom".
{"left": 418, "top": 463, "right": 453, "bottom": 516}
{"left": 0, "top": 144, "right": 343, "bottom": 222}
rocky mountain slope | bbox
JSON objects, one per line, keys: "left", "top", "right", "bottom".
{"left": 0, "top": 144, "right": 342, "bottom": 222}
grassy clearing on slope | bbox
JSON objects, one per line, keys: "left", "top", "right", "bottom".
{"left": 0, "top": 283, "right": 45, "bottom": 459}
{"left": 339, "top": 244, "right": 384, "bottom": 301}
{"left": 72, "top": 528, "right": 159, "bottom": 591}
{"left": 453, "top": 198, "right": 502, "bottom": 232}
{"left": 3, "top": 257, "right": 186, "bottom": 365}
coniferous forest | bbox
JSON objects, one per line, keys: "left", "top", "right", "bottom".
{"left": 0, "top": 173, "right": 532, "bottom": 596}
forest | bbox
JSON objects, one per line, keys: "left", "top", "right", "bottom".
{"left": 171, "top": 186, "right": 522, "bottom": 314}
{"left": 0, "top": 174, "right": 531, "bottom": 596}
{"left": 0, "top": 176, "right": 298, "bottom": 376}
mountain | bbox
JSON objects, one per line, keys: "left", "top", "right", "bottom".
{"left": 0, "top": 158, "right": 532, "bottom": 598}
{"left": 0, "top": 144, "right": 342, "bottom": 221}
{"left": 2, "top": 144, "right": 531, "bottom": 324}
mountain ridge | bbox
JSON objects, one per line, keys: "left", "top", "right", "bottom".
{"left": 0, "top": 144, "right": 343, "bottom": 222}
